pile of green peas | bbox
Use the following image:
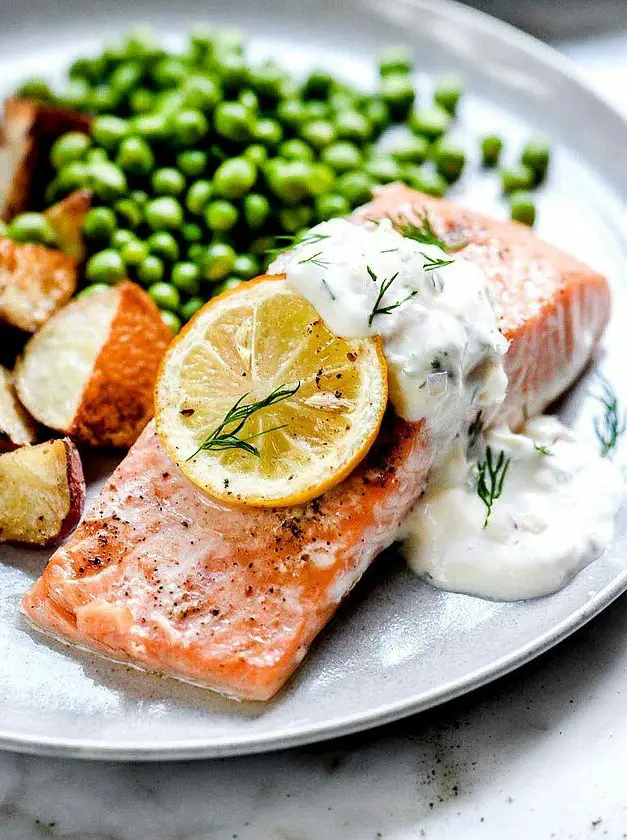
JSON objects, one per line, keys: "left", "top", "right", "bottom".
{"left": 10, "top": 27, "right": 551, "bottom": 332}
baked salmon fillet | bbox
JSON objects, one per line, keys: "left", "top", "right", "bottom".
{"left": 22, "top": 185, "right": 610, "bottom": 700}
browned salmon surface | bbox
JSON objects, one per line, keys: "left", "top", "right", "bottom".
{"left": 22, "top": 186, "right": 611, "bottom": 700}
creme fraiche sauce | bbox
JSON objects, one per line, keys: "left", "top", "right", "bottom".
{"left": 273, "top": 218, "right": 623, "bottom": 602}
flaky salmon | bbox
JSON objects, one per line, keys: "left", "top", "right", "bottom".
{"left": 22, "top": 186, "right": 611, "bottom": 700}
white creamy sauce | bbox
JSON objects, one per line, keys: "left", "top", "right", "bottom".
{"left": 403, "top": 417, "right": 624, "bottom": 600}
{"left": 273, "top": 217, "right": 508, "bottom": 461}
{"left": 274, "top": 218, "right": 624, "bottom": 601}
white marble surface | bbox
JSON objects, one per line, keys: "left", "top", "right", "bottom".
{"left": 3, "top": 33, "right": 627, "bottom": 840}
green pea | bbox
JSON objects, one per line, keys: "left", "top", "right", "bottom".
{"left": 145, "top": 197, "right": 184, "bottom": 231}
{"left": 365, "top": 156, "right": 402, "bottom": 183}
{"left": 202, "top": 242, "right": 236, "bottom": 282}
{"left": 177, "top": 150, "right": 208, "bottom": 177}
{"left": 329, "top": 90, "right": 358, "bottom": 113}
{"left": 434, "top": 74, "right": 464, "bottom": 115}
{"left": 205, "top": 199, "right": 239, "bottom": 232}
{"left": 52, "top": 162, "right": 89, "bottom": 197}
{"left": 521, "top": 135, "right": 551, "bottom": 183}
{"left": 129, "top": 88, "right": 154, "bottom": 114}
{"left": 315, "top": 192, "right": 351, "bottom": 221}
{"left": 214, "top": 277, "right": 242, "bottom": 295}
{"left": 307, "top": 162, "right": 335, "bottom": 196}
{"left": 16, "top": 77, "right": 52, "bottom": 101}
{"left": 85, "top": 249, "right": 125, "bottom": 285}
{"left": 212, "top": 51, "right": 249, "bottom": 90}
{"left": 501, "top": 163, "right": 535, "bottom": 194}
{"left": 131, "top": 113, "right": 169, "bottom": 142}
{"left": 171, "top": 261, "right": 201, "bottom": 295}
{"left": 249, "top": 60, "right": 285, "bottom": 99}
{"left": 380, "top": 73, "right": 416, "bottom": 119}
{"left": 414, "top": 165, "right": 448, "bottom": 197}
{"left": 160, "top": 309, "right": 182, "bottom": 334}
{"left": 77, "top": 282, "right": 110, "bottom": 298}
{"left": 56, "top": 79, "right": 90, "bottom": 111}
{"left": 233, "top": 253, "right": 260, "bottom": 280}
{"left": 239, "top": 88, "right": 260, "bottom": 113}
{"left": 124, "top": 26, "right": 161, "bottom": 60}
{"left": 90, "top": 84, "right": 121, "bottom": 114}
{"left": 252, "top": 118, "right": 283, "bottom": 147}
{"left": 187, "top": 243, "right": 205, "bottom": 263}
{"left": 7, "top": 212, "right": 57, "bottom": 247}
{"left": 139, "top": 257, "right": 166, "bottom": 286}
{"left": 91, "top": 116, "right": 131, "bottom": 151}
{"left": 278, "top": 138, "right": 315, "bottom": 162}
{"left": 321, "top": 142, "right": 363, "bottom": 174}
{"left": 265, "top": 159, "right": 313, "bottom": 204}
{"left": 182, "top": 222, "right": 203, "bottom": 243}
{"left": 152, "top": 56, "right": 187, "bottom": 88}
{"left": 388, "top": 133, "right": 429, "bottom": 164}
{"left": 83, "top": 207, "right": 117, "bottom": 242}
{"left": 182, "top": 75, "right": 222, "bottom": 110}
{"left": 303, "top": 69, "right": 333, "bottom": 99}
{"left": 152, "top": 167, "right": 186, "bottom": 196}
{"left": 243, "top": 144, "right": 268, "bottom": 167}
{"left": 214, "top": 101, "right": 254, "bottom": 142}
{"left": 85, "top": 161, "right": 127, "bottom": 202}
{"left": 111, "top": 229, "right": 136, "bottom": 250}
{"left": 50, "top": 132, "right": 91, "bottom": 170}
{"left": 121, "top": 238, "right": 149, "bottom": 267}
{"left": 110, "top": 61, "right": 143, "bottom": 95}
{"left": 279, "top": 205, "right": 313, "bottom": 234}
{"left": 170, "top": 109, "right": 209, "bottom": 147}
{"left": 301, "top": 120, "right": 336, "bottom": 150}
{"left": 186, "top": 180, "right": 213, "bottom": 215}
{"left": 85, "top": 148, "right": 109, "bottom": 166}
{"left": 378, "top": 45, "right": 413, "bottom": 77}
{"left": 334, "top": 110, "right": 372, "bottom": 142}
{"left": 304, "top": 101, "right": 329, "bottom": 121}
{"left": 433, "top": 139, "right": 466, "bottom": 182}
{"left": 180, "top": 296, "right": 205, "bottom": 321}
{"left": 213, "top": 157, "right": 257, "bottom": 199}
{"left": 510, "top": 190, "right": 536, "bottom": 226}
{"left": 243, "top": 193, "right": 270, "bottom": 229}
{"left": 116, "top": 135, "right": 155, "bottom": 175}
{"left": 148, "top": 231, "right": 180, "bottom": 262}
{"left": 276, "top": 99, "right": 309, "bottom": 130}
{"left": 130, "top": 189, "right": 149, "bottom": 206}
{"left": 481, "top": 135, "right": 503, "bottom": 168}
{"left": 361, "top": 96, "right": 390, "bottom": 133}
{"left": 410, "top": 105, "right": 452, "bottom": 140}
{"left": 69, "top": 55, "right": 106, "bottom": 84}
{"left": 114, "top": 198, "right": 143, "bottom": 229}
{"left": 336, "top": 171, "right": 375, "bottom": 206}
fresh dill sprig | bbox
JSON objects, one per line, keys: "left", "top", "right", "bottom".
{"left": 476, "top": 446, "right": 511, "bottom": 529}
{"left": 533, "top": 442, "right": 553, "bottom": 456}
{"left": 592, "top": 373, "right": 626, "bottom": 457}
{"left": 367, "top": 265, "right": 417, "bottom": 327}
{"left": 266, "top": 232, "right": 330, "bottom": 258}
{"left": 187, "top": 382, "right": 300, "bottom": 461}
{"left": 391, "top": 211, "right": 467, "bottom": 253}
{"left": 298, "top": 251, "right": 331, "bottom": 268}
{"left": 421, "top": 252, "right": 454, "bottom": 272}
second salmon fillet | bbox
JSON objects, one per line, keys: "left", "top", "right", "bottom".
{"left": 23, "top": 187, "right": 611, "bottom": 700}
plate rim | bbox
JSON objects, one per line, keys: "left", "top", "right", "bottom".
{"left": 2, "top": 0, "right": 627, "bottom": 760}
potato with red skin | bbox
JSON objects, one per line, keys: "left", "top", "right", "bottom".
{"left": 0, "top": 437, "right": 85, "bottom": 546}
{"left": 15, "top": 281, "right": 173, "bottom": 448}
{"left": 0, "top": 364, "right": 37, "bottom": 450}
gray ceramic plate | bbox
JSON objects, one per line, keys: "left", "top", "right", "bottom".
{"left": 1, "top": 0, "right": 627, "bottom": 760}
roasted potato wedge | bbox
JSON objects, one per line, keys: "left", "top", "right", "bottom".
{"left": 44, "top": 189, "right": 92, "bottom": 261}
{"left": 0, "top": 437, "right": 85, "bottom": 546}
{"left": 0, "top": 97, "right": 91, "bottom": 220}
{"left": 0, "top": 235, "right": 76, "bottom": 332}
{"left": 15, "top": 281, "right": 172, "bottom": 448}
{"left": 0, "top": 364, "right": 37, "bottom": 450}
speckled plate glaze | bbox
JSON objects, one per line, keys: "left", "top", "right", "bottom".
{"left": 1, "top": 0, "right": 627, "bottom": 760}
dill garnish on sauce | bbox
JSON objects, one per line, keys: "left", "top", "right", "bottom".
{"left": 188, "top": 382, "right": 300, "bottom": 460}
{"left": 391, "top": 211, "right": 467, "bottom": 253}
{"left": 266, "top": 231, "right": 330, "bottom": 258}
{"left": 366, "top": 265, "right": 418, "bottom": 327}
{"left": 476, "top": 446, "right": 511, "bottom": 529}
{"left": 593, "top": 374, "right": 626, "bottom": 457}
